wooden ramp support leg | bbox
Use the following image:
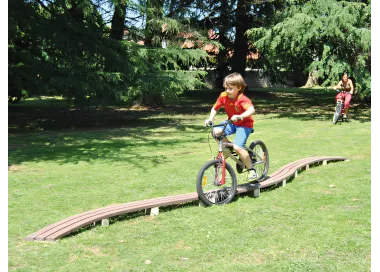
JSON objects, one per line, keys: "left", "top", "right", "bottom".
{"left": 253, "top": 187, "right": 260, "bottom": 198}
{"left": 102, "top": 218, "right": 110, "bottom": 226}
{"left": 145, "top": 207, "right": 159, "bottom": 216}
{"left": 149, "top": 207, "right": 159, "bottom": 216}
{"left": 323, "top": 160, "right": 327, "bottom": 166}
{"left": 198, "top": 200, "right": 207, "bottom": 207}
{"left": 282, "top": 179, "right": 287, "bottom": 187}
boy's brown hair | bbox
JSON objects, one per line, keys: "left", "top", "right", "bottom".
{"left": 223, "top": 72, "right": 247, "bottom": 93}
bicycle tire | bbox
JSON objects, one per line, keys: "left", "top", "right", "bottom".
{"left": 248, "top": 140, "right": 269, "bottom": 181}
{"left": 333, "top": 102, "right": 342, "bottom": 124}
{"left": 196, "top": 159, "right": 237, "bottom": 206}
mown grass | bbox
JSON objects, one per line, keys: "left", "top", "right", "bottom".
{"left": 8, "top": 87, "right": 371, "bottom": 271}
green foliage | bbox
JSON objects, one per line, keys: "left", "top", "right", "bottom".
{"left": 247, "top": 0, "right": 371, "bottom": 98}
{"left": 8, "top": 0, "right": 210, "bottom": 106}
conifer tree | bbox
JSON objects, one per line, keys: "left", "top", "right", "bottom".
{"left": 247, "top": 0, "right": 371, "bottom": 97}
{"left": 8, "top": 0, "right": 209, "bottom": 106}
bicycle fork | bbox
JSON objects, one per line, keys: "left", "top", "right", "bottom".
{"left": 215, "top": 140, "right": 227, "bottom": 185}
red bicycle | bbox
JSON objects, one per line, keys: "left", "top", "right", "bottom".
{"left": 196, "top": 120, "right": 269, "bottom": 206}
{"left": 333, "top": 89, "right": 349, "bottom": 124}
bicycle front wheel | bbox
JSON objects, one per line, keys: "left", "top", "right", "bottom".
{"left": 196, "top": 159, "right": 237, "bottom": 206}
{"left": 248, "top": 140, "right": 269, "bottom": 181}
{"left": 333, "top": 102, "right": 342, "bottom": 124}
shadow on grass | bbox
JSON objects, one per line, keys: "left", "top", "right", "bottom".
{"left": 8, "top": 88, "right": 370, "bottom": 166}
{"left": 8, "top": 118, "right": 206, "bottom": 167}
{"left": 250, "top": 89, "right": 371, "bottom": 122}
{"left": 9, "top": 88, "right": 371, "bottom": 132}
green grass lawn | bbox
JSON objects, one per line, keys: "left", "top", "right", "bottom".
{"left": 8, "top": 88, "right": 371, "bottom": 271}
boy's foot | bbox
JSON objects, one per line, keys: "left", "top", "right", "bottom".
{"left": 343, "top": 114, "right": 348, "bottom": 119}
{"left": 247, "top": 169, "right": 258, "bottom": 182}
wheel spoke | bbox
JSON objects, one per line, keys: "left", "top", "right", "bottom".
{"left": 249, "top": 141, "right": 269, "bottom": 181}
{"left": 197, "top": 160, "right": 237, "bottom": 205}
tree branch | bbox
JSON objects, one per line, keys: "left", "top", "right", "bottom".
{"left": 35, "top": 0, "right": 53, "bottom": 14}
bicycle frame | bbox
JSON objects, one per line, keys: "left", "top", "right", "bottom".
{"left": 215, "top": 138, "right": 227, "bottom": 185}
{"left": 221, "top": 142, "right": 245, "bottom": 168}
{"left": 336, "top": 90, "right": 347, "bottom": 111}
{"left": 210, "top": 120, "right": 251, "bottom": 184}
{"left": 209, "top": 121, "right": 233, "bottom": 186}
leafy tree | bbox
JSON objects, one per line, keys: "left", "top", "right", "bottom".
{"left": 190, "top": 0, "right": 284, "bottom": 86}
{"left": 8, "top": 0, "right": 209, "bottom": 106}
{"left": 194, "top": 0, "right": 236, "bottom": 87}
{"left": 9, "top": 0, "right": 125, "bottom": 105}
{"left": 247, "top": 0, "right": 371, "bottom": 98}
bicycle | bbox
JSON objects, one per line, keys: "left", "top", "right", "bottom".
{"left": 333, "top": 89, "right": 349, "bottom": 124}
{"left": 196, "top": 119, "right": 269, "bottom": 206}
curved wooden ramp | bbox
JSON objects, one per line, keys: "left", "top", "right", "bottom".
{"left": 25, "top": 156, "right": 348, "bottom": 242}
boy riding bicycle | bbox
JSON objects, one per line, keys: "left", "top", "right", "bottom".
{"left": 204, "top": 72, "right": 258, "bottom": 182}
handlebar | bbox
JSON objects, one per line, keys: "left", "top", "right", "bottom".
{"left": 206, "top": 120, "right": 213, "bottom": 127}
{"left": 205, "top": 118, "right": 242, "bottom": 128}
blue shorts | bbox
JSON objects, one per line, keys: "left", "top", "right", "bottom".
{"left": 222, "top": 121, "right": 254, "bottom": 148}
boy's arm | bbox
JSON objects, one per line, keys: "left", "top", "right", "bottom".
{"left": 231, "top": 105, "right": 254, "bottom": 121}
{"left": 204, "top": 108, "right": 218, "bottom": 126}
{"left": 241, "top": 105, "right": 255, "bottom": 118}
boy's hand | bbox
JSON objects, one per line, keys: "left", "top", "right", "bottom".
{"left": 230, "top": 115, "right": 242, "bottom": 122}
{"left": 204, "top": 119, "right": 213, "bottom": 126}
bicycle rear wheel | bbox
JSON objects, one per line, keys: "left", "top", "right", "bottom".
{"left": 333, "top": 102, "right": 342, "bottom": 124}
{"left": 248, "top": 140, "right": 269, "bottom": 181}
{"left": 196, "top": 159, "right": 237, "bottom": 206}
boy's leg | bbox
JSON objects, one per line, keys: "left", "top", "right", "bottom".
{"left": 212, "top": 121, "right": 235, "bottom": 139}
{"left": 233, "top": 127, "right": 257, "bottom": 182}
{"left": 234, "top": 146, "right": 252, "bottom": 169}
{"left": 233, "top": 126, "right": 253, "bottom": 167}
{"left": 213, "top": 122, "right": 236, "bottom": 151}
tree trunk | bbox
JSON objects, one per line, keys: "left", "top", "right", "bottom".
{"left": 104, "top": 0, "right": 127, "bottom": 74}
{"left": 215, "top": 0, "right": 230, "bottom": 88}
{"left": 110, "top": 0, "right": 127, "bottom": 41}
{"left": 216, "top": 31, "right": 228, "bottom": 88}
{"left": 69, "top": 0, "right": 84, "bottom": 23}
{"left": 142, "top": 0, "right": 165, "bottom": 105}
{"left": 304, "top": 72, "right": 318, "bottom": 87}
{"left": 145, "top": 0, "right": 164, "bottom": 47}
{"left": 231, "top": 0, "right": 250, "bottom": 78}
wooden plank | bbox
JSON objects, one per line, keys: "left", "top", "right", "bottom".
{"left": 27, "top": 192, "right": 198, "bottom": 241}
{"left": 259, "top": 156, "right": 348, "bottom": 188}
{"left": 26, "top": 156, "right": 348, "bottom": 242}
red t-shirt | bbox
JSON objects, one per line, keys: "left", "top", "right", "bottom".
{"left": 213, "top": 92, "right": 254, "bottom": 128}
